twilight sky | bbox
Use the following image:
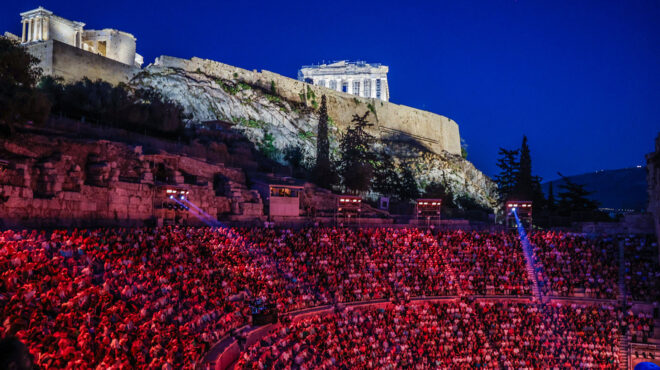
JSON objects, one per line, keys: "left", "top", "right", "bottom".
{"left": 2, "top": 0, "right": 659, "bottom": 181}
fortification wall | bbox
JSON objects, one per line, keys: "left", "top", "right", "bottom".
{"left": 154, "top": 56, "right": 462, "bottom": 155}
{"left": 26, "top": 40, "right": 54, "bottom": 75}
{"left": 27, "top": 40, "right": 139, "bottom": 85}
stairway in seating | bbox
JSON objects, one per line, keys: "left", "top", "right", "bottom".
{"left": 619, "top": 334, "right": 630, "bottom": 370}
{"left": 515, "top": 224, "right": 542, "bottom": 302}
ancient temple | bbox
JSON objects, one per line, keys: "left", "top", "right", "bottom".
{"left": 298, "top": 61, "right": 390, "bottom": 101}
{"left": 17, "top": 6, "right": 142, "bottom": 67}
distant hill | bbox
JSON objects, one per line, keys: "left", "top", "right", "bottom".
{"left": 542, "top": 167, "right": 647, "bottom": 213}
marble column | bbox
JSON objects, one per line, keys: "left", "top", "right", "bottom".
{"left": 43, "top": 17, "right": 49, "bottom": 40}
{"left": 36, "top": 17, "right": 42, "bottom": 41}
{"left": 371, "top": 79, "right": 377, "bottom": 99}
{"left": 21, "top": 20, "right": 26, "bottom": 43}
{"left": 34, "top": 18, "right": 39, "bottom": 41}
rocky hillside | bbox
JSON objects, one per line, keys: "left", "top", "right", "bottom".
{"left": 131, "top": 62, "right": 498, "bottom": 209}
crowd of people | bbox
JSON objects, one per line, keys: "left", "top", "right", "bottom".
{"left": 236, "top": 300, "right": 626, "bottom": 369}
{"left": 623, "top": 235, "right": 660, "bottom": 303}
{"left": 239, "top": 228, "right": 532, "bottom": 302}
{"left": 529, "top": 232, "right": 619, "bottom": 299}
{"left": 0, "top": 227, "right": 266, "bottom": 368}
{"left": 0, "top": 226, "right": 657, "bottom": 368}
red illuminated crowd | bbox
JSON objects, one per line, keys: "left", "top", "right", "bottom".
{"left": 623, "top": 235, "right": 660, "bottom": 303}
{"left": 237, "top": 301, "right": 625, "bottom": 369}
{"left": 530, "top": 232, "right": 619, "bottom": 299}
{"left": 0, "top": 226, "right": 657, "bottom": 368}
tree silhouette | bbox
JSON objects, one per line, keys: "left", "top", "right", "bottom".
{"left": 371, "top": 150, "right": 400, "bottom": 196}
{"left": 312, "top": 95, "right": 335, "bottom": 187}
{"left": 0, "top": 37, "right": 51, "bottom": 134}
{"left": 494, "top": 148, "right": 519, "bottom": 201}
{"left": 513, "top": 135, "right": 533, "bottom": 199}
{"left": 547, "top": 182, "right": 556, "bottom": 212}
{"left": 338, "top": 111, "right": 375, "bottom": 193}
{"left": 397, "top": 163, "right": 420, "bottom": 200}
{"left": 556, "top": 173, "right": 600, "bottom": 219}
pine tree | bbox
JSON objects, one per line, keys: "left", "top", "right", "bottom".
{"left": 556, "top": 174, "right": 600, "bottom": 218}
{"left": 397, "top": 163, "right": 420, "bottom": 200}
{"left": 338, "top": 111, "right": 375, "bottom": 193}
{"left": 423, "top": 176, "right": 457, "bottom": 208}
{"left": 494, "top": 148, "right": 519, "bottom": 201}
{"left": 372, "top": 150, "right": 401, "bottom": 196}
{"left": 547, "top": 182, "right": 556, "bottom": 211}
{"left": 513, "top": 135, "right": 533, "bottom": 199}
{"left": 313, "top": 95, "right": 334, "bottom": 186}
{"left": 531, "top": 175, "right": 546, "bottom": 210}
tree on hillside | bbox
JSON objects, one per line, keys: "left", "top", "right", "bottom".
{"left": 338, "top": 111, "right": 376, "bottom": 193}
{"left": 531, "top": 174, "right": 546, "bottom": 210}
{"left": 423, "top": 178, "right": 456, "bottom": 208}
{"left": 0, "top": 37, "right": 51, "bottom": 135}
{"left": 313, "top": 95, "right": 335, "bottom": 187}
{"left": 494, "top": 148, "right": 519, "bottom": 201}
{"left": 284, "top": 144, "right": 307, "bottom": 177}
{"left": 556, "top": 173, "right": 600, "bottom": 219}
{"left": 513, "top": 135, "right": 533, "bottom": 199}
{"left": 510, "top": 136, "right": 547, "bottom": 209}
{"left": 397, "top": 163, "right": 420, "bottom": 200}
{"left": 37, "top": 76, "right": 186, "bottom": 139}
{"left": 547, "top": 182, "right": 556, "bottom": 212}
{"left": 371, "top": 150, "right": 400, "bottom": 196}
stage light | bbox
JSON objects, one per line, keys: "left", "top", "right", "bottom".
{"left": 180, "top": 195, "right": 185, "bottom": 200}
{"left": 169, "top": 195, "right": 174, "bottom": 199}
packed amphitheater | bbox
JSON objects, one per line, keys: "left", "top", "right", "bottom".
{"left": 1, "top": 3, "right": 660, "bottom": 369}
{"left": 1, "top": 226, "right": 658, "bottom": 369}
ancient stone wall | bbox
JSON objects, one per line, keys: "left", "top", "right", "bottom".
{"left": 0, "top": 133, "right": 261, "bottom": 228}
{"left": 27, "top": 40, "right": 140, "bottom": 85}
{"left": 26, "top": 40, "right": 54, "bottom": 76}
{"left": 153, "top": 56, "right": 462, "bottom": 156}
{"left": 82, "top": 29, "right": 137, "bottom": 66}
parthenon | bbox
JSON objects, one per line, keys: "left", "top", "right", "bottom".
{"left": 298, "top": 61, "right": 390, "bottom": 101}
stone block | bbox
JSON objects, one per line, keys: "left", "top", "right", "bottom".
{"left": 81, "top": 201, "right": 97, "bottom": 212}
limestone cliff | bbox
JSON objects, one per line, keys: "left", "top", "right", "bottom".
{"left": 131, "top": 57, "right": 498, "bottom": 209}
{"left": 132, "top": 64, "right": 326, "bottom": 165}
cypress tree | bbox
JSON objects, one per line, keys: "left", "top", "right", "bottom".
{"left": 514, "top": 135, "right": 533, "bottom": 199}
{"left": 547, "top": 182, "right": 556, "bottom": 211}
{"left": 313, "top": 95, "right": 333, "bottom": 186}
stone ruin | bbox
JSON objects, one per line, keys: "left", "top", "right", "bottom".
{"left": 0, "top": 133, "right": 265, "bottom": 228}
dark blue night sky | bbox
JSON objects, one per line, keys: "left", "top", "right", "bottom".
{"left": 2, "top": 0, "right": 658, "bottom": 181}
